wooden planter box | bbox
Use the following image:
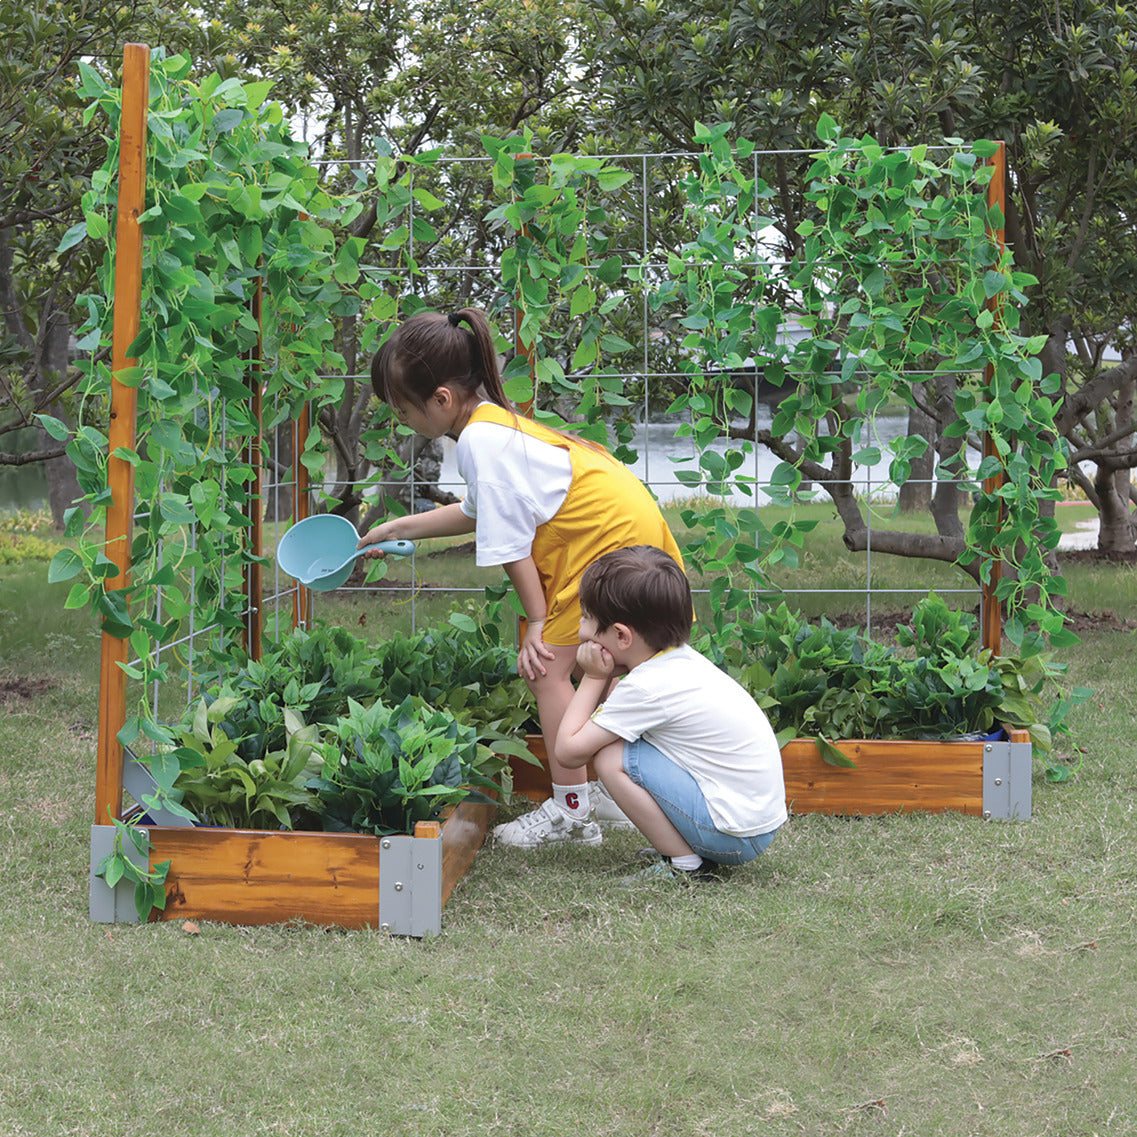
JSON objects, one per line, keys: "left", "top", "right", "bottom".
{"left": 90, "top": 729, "right": 1030, "bottom": 934}
{"left": 511, "top": 730, "right": 1032, "bottom": 821}
{"left": 89, "top": 755, "right": 498, "bottom": 934}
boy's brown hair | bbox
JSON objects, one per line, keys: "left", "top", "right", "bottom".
{"left": 578, "top": 545, "right": 692, "bottom": 653}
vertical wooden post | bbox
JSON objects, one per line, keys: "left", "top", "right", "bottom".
{"left": 981, "top": 141, "right": 1007, "bottom": 655}
{"left": 95, "top": 44, "right": 150, "bottom": 825}
{"left": 243, "top": 274, "right": 264, "bottom": 657}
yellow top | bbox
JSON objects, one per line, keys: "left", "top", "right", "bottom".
{"left": 467, "top": 404, "right": 683, "bottom": 645}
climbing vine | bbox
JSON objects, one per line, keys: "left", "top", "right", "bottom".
{"left": 44, "top": 51, "right": 356, "bottom": 747}
{"left": 52, "top": 50, "right": 1072, "bottom": 762}
{"left": 479, "top": 118, "right": 1068, "bottom": 645}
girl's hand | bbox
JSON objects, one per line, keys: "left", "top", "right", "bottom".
{"left": 357, "top": 520, "right": 400, "bottom": 558}
{"left": 517, "top": 618, "right": 556, "bottom": 681}
{"left": 576, "top": 640, "right": 616, "bottom": 681}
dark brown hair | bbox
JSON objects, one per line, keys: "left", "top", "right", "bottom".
{"left": 370, "top": 307, "right": 610, "bottom": 455}
{"left": 579, "top": 545, "right": 692, "bottom": 652}
{"left": 370, "top": 308, "right": 510, "bottom": 411}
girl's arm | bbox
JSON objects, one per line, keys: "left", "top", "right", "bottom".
{"left": 504, "top": 555, "right": 557, "bottom": 680}
{"left": 358, "top": 503, "right": 476, "bottom": 553}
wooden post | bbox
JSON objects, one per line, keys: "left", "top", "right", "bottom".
{"left": 95, "top": 43, "right": 150, "bottom": 825}
{"left": 243, "top": 274, "right": 264, "bottom": 657}
{"left": 981, "top": 141, "right": 1007, "bottom": 655}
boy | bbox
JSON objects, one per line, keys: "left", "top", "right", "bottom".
{"left": 556, "top": 545, "right": 787, "bottom": 880}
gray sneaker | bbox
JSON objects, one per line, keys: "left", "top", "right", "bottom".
{"left": 493, "top": 798, "right": 603, "bottom": 848}
{"left": 589, "top": 779, "right": 636, "bottom": 829}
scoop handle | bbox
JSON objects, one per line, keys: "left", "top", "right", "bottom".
{"left": 366, "top": 539, "right": 415, "bottom": 558}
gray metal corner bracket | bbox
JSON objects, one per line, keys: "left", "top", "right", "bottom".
{"left": 982, "top": 737, "right": 1033, "bottom": 820}
{"left": 378, "top": 833, "right": 443, "bottom": 937}
{"left": 89, "top": 824, "right": 145, "bottom": 924}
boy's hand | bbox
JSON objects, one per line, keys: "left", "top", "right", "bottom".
{"left": 576, "top": 640, "right": 615, "bottom": 680}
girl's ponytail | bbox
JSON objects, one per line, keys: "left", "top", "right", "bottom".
{"left": 447, "top": 309, "right": 511, "bottom": 409}
{"left": 371, "top": 308, "right": 511, "bottom": 411}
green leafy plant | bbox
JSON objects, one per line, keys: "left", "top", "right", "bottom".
{"left": 705, "top": 593, "right": 1091, "bottom": 767}
{"left": 196, "top": 624, "right": 389, "bottom": 759}
{"left": 362, "top": 617, "right": 541, "bottom": 779}
{"left": 50, "top": 51, "right": 355, "bottom": 744}
{"left": 171, "top": 697, "right": 323, "bottom": 829}
{"left": 309, "top": 696, "right": 496, "bottom": 837}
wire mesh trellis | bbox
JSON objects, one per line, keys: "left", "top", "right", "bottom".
{"left": 295, "top": 143, "right": 998, "bottom": 641}
{"left": 91, "top": 46, "right": 1015, "bottom": 839}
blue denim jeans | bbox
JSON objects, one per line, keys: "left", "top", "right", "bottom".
{"left": 623, "top": 738, "right": 781, "bottom": 865}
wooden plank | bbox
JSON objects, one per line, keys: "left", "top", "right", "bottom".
{"left": 509, "top": 734, "right": 989, "bottom": 817}
{"left": 95, "top": 44, "right": 150, "bottom": 826}
{"left": 150, "top": 827, "right": 381, "bottom": 928}
{"left": 438, "top": 800, "right": 496, "bottom": 907}
{"left": 781, "top": 738, "right": 985, "bottom": 816}
{"left": 244, "top": 274, "right": 264, "bottom": 657}
{"left": 981, "top": 139, "right": 1007, "bottom": 656}
{"left": 146, "top": 798, "right": 501, "bottom": 928}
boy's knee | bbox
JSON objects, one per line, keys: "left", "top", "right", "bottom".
{"left": 594, "top": 742, "right": 626, "bottom": 781}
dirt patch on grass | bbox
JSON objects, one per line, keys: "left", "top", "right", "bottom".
{"left": 1058, "top": 547, "right": 1137, "bottom": 566}
{"left": 0, "top": 676, "right": 56, "bottom": 706}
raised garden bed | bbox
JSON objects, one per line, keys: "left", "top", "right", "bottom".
{"left": 511, "top": 731, "right": 1032, "bottom": 820}
{"left": 90, "top": 776, "right": 497, "bottom": 935}
{"left": 91, "top": 726, "right": 1030, "bottom": 934}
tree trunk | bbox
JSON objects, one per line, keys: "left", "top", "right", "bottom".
{"left": 897, "top": 402, "right": 934, "bottom": 512}
{"left": 1095, "top": 374, "right": 1136, "bottom": 552}
{"left": 39, "top": 308, "right": 83, "bottom": 530}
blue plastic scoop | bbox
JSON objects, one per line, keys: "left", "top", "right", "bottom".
{"left": 276, "top": 514, "right": 414, "bottom": 592}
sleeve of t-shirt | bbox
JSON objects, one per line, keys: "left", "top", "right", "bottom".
{"left": 592, "top": 676, "right": 669, "bottom": 742}
{"left": 455, "top": 421, "right": 571, "bottom": 567}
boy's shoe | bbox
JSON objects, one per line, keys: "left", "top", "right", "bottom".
{"left": 589, "top": 779, "right": 636, "bottom": 829}
{"left": 493, "top": 798, "right": 603, "bottom": 849}
{"left": 618, "top": 855, "right": 721, "bottom": 885}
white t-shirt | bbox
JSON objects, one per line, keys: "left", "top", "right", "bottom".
{"left": 455, "top": 412, "right": 573, "bottom": 567}
{"left": 592, "top": 644, "right": 787, "bottom": 837}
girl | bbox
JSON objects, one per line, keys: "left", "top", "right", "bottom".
{"left": 359, "top": 308, "right": 684, "bottom": 849}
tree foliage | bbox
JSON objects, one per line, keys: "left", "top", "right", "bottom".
{"left": 586, "top": 0, "right": 1137, "bottom": 548}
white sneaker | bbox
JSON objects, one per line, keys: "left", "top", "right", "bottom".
{"left": 589, "top": 779, "right": 636, "bottom": 829}
{"left": 493, "top": 798, "right": 603, "bottom": 848}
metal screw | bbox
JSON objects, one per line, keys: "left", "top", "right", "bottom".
{"left": 985, "top": 744, "right": 992, "bottom": 752}
{"left": 994, "top": 777, "right": 1003, "bottom": 786}
{"left": 417, "top": 863, "right": 425, "bottom": 871}
{"left": 380, "top": 923, "right": 390, "bottom": 932}
{"left": 982, "top": 810, "right": 992, "bottom": 820}
{"left": 381, "top": 839, "right": 391, "bottom": 849}
{"left": 394, "top": 882, "right": 404, "bottom": 892}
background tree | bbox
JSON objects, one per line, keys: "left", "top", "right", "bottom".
{"left": 0, "top": 0, "right": 208, "bottom": 525}
{"left": 585, "top": 0, "right": 1137, "bottom": 550}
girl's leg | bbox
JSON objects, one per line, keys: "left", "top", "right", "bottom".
{"left": 525, "top": 642, "right": 588, "bottom": 789}
{"left": 493, "top": 644, "right": 604, "bottom": 848}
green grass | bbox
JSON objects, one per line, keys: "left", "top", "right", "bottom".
{"left": 2, "top": 515, "right": 1136, "bottom": 1135}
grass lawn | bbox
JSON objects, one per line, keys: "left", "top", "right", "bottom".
{"left": 1, "top": 507, "right": 1135, "bottom": 1136}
